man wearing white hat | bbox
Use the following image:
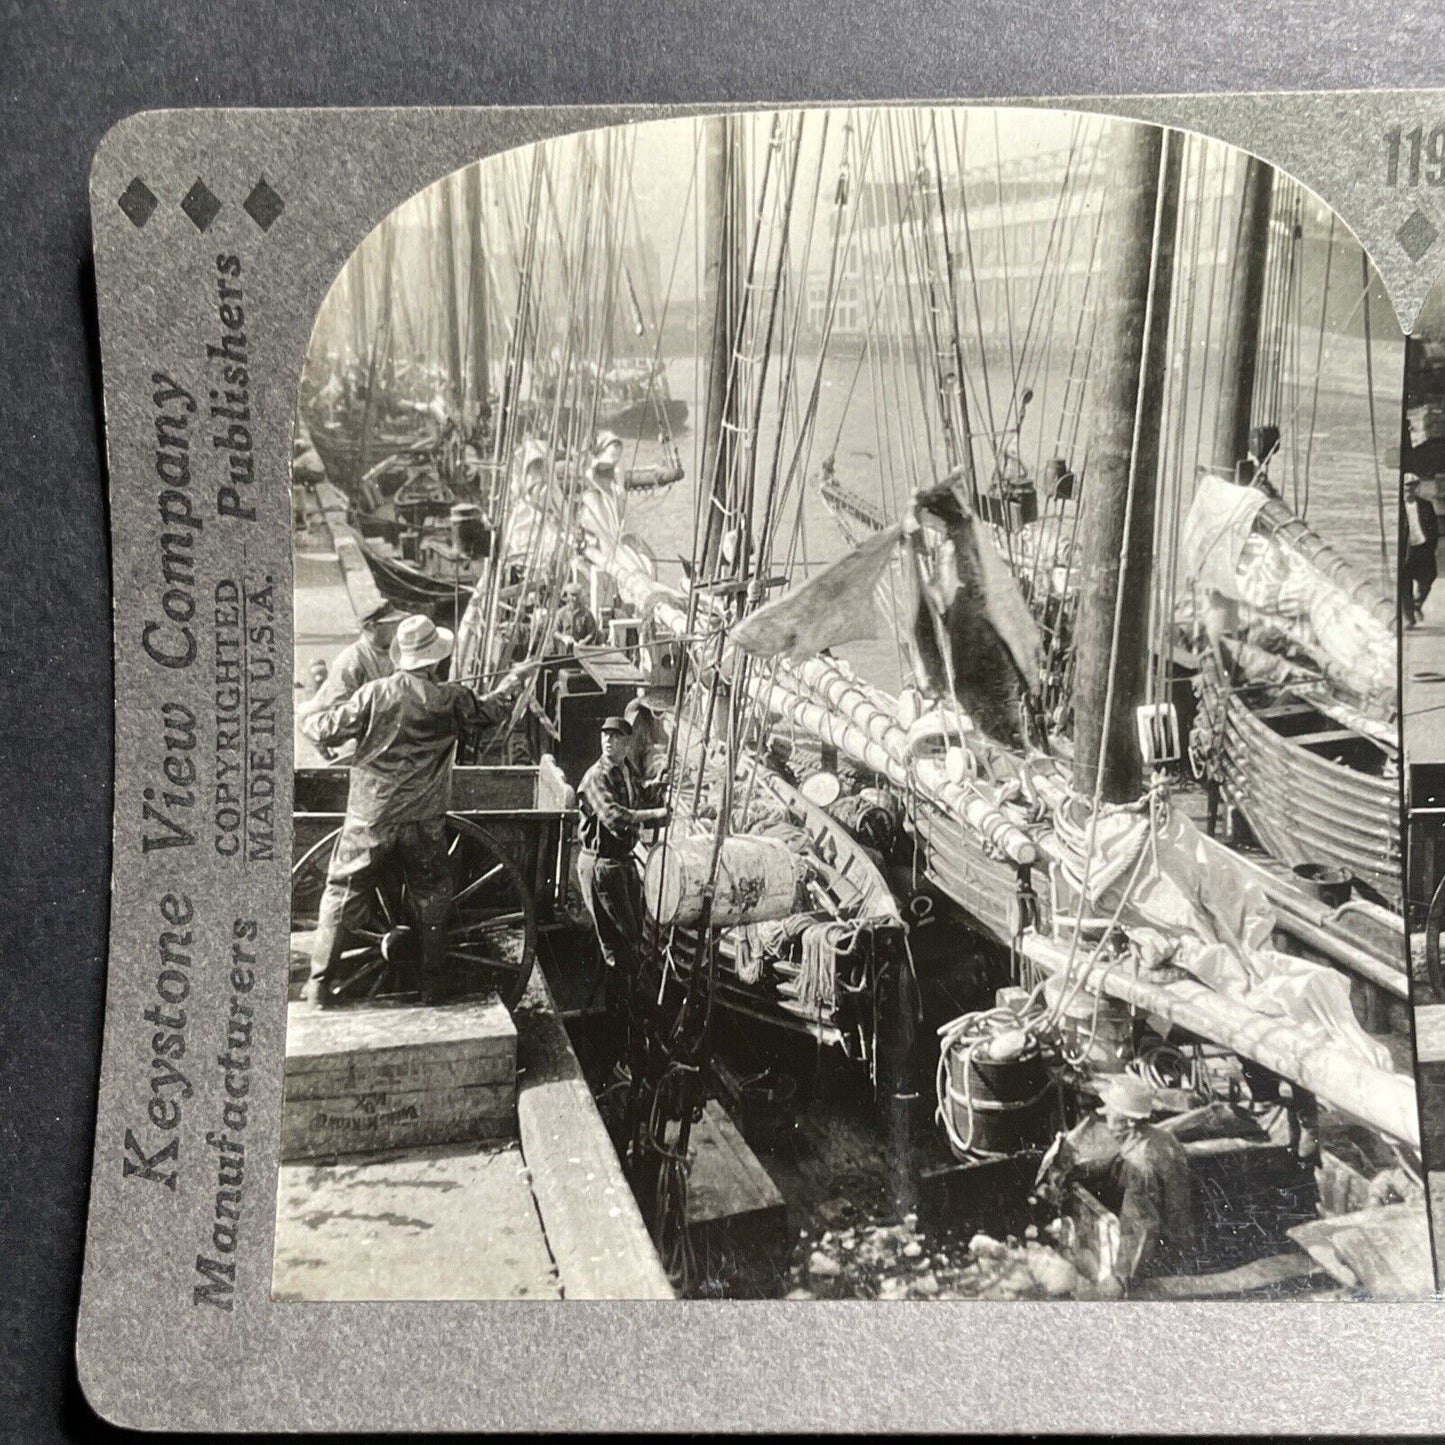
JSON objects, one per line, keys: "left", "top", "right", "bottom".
{"left": 1044, "top": 1073, "right": 1193, "bottom": 1293}
{"left": 304, "top": 614, "right": 523, "bottom": 1007}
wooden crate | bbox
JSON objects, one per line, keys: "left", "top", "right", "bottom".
{"left": 281, "top": 998, "right": 517, "bottom": 1162}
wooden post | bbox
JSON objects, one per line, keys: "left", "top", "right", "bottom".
{"left": 1211, "top": 155, "right": 1274, "bottom": 479}
{"left": 700, "top": 115, "right": 741, "bottom": 578}
{"left": 1074, "top": 125, "right": 1182, "bottom": 804}
{"left": 349, "top": 232, "right": 371, "bottom": 368}
{"left": 876, "top": 935, "right": 921, "bottom": 1214}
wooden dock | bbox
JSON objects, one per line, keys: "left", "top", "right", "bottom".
{"left": 272, "top": 970, "right": 673, "bottom": 1301}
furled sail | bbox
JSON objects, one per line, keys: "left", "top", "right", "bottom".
{"left": 1181, "top": 476, "right": 1395, "bottom": 718}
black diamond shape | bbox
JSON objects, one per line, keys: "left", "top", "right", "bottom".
{"left": 180, "top": 178, "right": 221, "bottom": 232}
{"left": 242, "top": 176, "right": 284, "bottom": 232}
{"left": 1398, "top": 207, "right": 1438, "bottom": 263}
{"left": 118, "top": 177, "right": 158, "bottom": 228}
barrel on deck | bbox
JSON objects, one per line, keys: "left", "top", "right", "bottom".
{"left": 941, "top": 1035, "right": 1055, "bottom": 1158}
{"left": 643, "top": 834, "right": 805, "bottom": 928}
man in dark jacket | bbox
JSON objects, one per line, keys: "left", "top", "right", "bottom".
{"left": 299, "top": 601, "right": 406, "bottom": 735}
{"left": 1403, "top": 474, "right": 1439, "bottom": 627}
{"left": 576, "top": 716, "right": 668, "bottom": 1063}
{"left": 304, "top": 614, "right": 521, "bottom": 1006}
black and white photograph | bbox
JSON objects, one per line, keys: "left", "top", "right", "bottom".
{"left": 271, "top": 104, "right": 1431, "bottom": 1303}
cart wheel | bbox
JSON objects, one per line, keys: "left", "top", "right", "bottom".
{"left": 290, "top": 815, "right": 537, "bottom": 1009}
{"left": 1426, "top": 873, "right": 1445, "bottom": 1004}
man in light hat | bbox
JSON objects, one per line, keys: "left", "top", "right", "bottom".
{"left": 576, "top": 714, "right": 669, "bottom": 1063}
{"left": 1043, "top": 1072, "right": 1193, "bottom": 1293}
{"left": 298, "top": 600, "right": 407, "bottom": 752}
{"left": 303, "top": 614, "right": 524, "bottom": 1007}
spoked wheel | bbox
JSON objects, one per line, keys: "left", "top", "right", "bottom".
{"left": 1426, "top": 873, "right": 1445, "bottom": 1004}
{"left": 290, "top": 815, "right": 537, "bottom": 1009}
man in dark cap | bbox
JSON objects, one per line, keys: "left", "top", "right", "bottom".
{"left": 303, "top": 614, "right": 524, "bottom": 1007}
{"left": 576, "top": 715, "right": 669, "bottom": 1055}
{"left": 299, "top": 601, "right": 407, "bottom": 752}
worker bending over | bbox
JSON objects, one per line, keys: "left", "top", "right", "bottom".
{"left": 1044, "top": 1073, "right": 1193, "bottom": 1294}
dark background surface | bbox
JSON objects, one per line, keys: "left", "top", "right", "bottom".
{"left": 4, "top": 2, "right": 1444, "bottom": 1439}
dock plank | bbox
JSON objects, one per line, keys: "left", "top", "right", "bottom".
{"left": 517, "top": 967, "right": 673, "bottom": 1300}
{"left": 1405, "top": 620, "right": 1445, "bottom": 765}
{"left": 686, "top": 1100, "right": 787, "bottom": 1230}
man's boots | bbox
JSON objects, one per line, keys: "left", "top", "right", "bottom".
{"left": 305, "top": 917, "right": 343, "bottom": 1008}
{"left": 419, "top": 922, "right": 449, "bottom": 1006}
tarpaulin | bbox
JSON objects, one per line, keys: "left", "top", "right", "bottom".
{"left": 1181, "top": 476, "right": 1270, "bottom": 594}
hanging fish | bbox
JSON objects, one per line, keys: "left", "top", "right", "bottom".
{"left": 906, "top": 484, "right": 1043, "bottom": 748}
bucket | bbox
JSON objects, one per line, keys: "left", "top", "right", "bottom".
{"left": 942, "top": 1035, "right": 1054, "bottom": 1157}
{"left": 1290, "top": 862, "right": 1352, "bottom": 908}
{"left": 1043, "top": 975, "right": 1133, "bottom": 1072}
{"left": 643, "top": 833, "right": 805, "bottom": 928}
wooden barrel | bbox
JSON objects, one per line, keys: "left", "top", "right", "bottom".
{"left": 643, "top": 834, "right": 805, "bottom": 928}
{"left": 941, "top": 1035, "right": 1054, "bottom": 1157}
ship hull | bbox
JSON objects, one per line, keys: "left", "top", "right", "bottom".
{"left": 1197, "top": 657, "right": 1400, "bottom": 907}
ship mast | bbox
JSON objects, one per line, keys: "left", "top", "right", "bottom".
{"left": 463, "top": 163, "right": 488, "bottom": 423}
{"left": 699, "top": 115, "right": 742, "bottom": 578}
{"left": 1072, "top": 124, "right": 1182, "bottom": 803}
{"left": 438, "top": 171, "right": 464, "bottom": 418}
{"left": 1210, "top": 155, "right": 1274, "bottom": 479}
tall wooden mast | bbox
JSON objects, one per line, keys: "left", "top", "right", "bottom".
{"left": 1073, "top": 124, "right": 1182, "bottom": 803}
{"left": 1211, "top": 155, "right": 1274, "bottom": 479}
{"left": 463, "top": 163, "right": 488, "bottom": 421}
{"left": 699, "top": 115, "right": 742, "bottom": 577}
{"left": 438, "top": 171, "right": 464, "bottom": 415}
